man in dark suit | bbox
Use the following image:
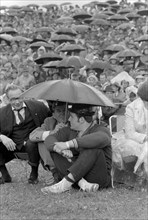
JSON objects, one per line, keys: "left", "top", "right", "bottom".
{"left": 0, "top": 84, "right": 49, "bottom": 184}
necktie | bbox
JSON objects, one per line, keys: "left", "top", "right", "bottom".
{"left": 17, "top": 109, "right": 24, "bottom": 124}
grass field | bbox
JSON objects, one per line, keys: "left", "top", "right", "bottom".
{"left": 0, "top": 160, "right": 148, "bottom": 220}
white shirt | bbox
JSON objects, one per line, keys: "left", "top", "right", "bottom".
{"left": 12, "top": 103, "right": 26, "bottom": 125}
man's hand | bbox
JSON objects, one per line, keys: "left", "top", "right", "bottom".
{"left": 62, "top": 150, "right": 73, "bottom": 162}
{"left": 53, "top": 142, "right": 68, "bottom": 153}
{"left": 0, "top": 135, "right": 16, "bottom": 151}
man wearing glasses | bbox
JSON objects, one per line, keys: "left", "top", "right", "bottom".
{"left": 0, "top": 84, "right": 49, "bottom": 185}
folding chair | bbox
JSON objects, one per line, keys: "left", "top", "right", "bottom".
{"left": 109, "top": 114, "right": 137, "bottom": 187}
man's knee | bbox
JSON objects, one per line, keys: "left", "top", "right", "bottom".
{"left": 25, "top": 140, "right": 38, "bottom": 153}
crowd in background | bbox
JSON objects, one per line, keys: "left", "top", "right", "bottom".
{"left": 0, "top": 0, "right": 148, "bottom": 114}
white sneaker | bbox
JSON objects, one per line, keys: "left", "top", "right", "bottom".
{"left": 41, "top": 178, "right": 72, "bottom": 194}
{"left": 78, "top": 178, "right": 99, "bottom": 192}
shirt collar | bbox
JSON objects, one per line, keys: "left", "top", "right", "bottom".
{"left": 12, "top": 103, "right": 26, "bottom": 111}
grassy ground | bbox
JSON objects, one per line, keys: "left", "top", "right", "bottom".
{"left": 0, "top": 160, "right": 148, "bottom": 220}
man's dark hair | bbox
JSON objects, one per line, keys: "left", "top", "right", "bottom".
{"left": 69, "top": 104, "right": 95, "bottom": 123}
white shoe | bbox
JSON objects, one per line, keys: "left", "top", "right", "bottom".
{"left": 41, "top": 178, "right": 72, "bottom": 194}
{"left": 78, "top": 178, "right": 99, "bottom": 192}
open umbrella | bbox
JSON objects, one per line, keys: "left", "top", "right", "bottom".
{"left": 89, "top": 60, "right": 111, "bottom": 70}
{"left": 0, "top": 27, "right": 17, "bottom": 34}
{"left": 60, "top": 56, "right": 90, "bottom": 69}
{"left": 137, "top": 9, "right": 148, "bottom": 16}
{"left": 0, "top": 34, "right": 13, "bottom": 42}
{"left": 30, "top": 41, "right": 54, "bottom": 49}
{"left": 93, "top": 13, "right": 109, "bottom": 20}
{"left": 73, "top": 12, "right": 92, "bottom": 20}
{"left": 108, "top": 14, "right": 129, "bottom": 21}
{"left": 56, "top": 16, "right": 74, "bottom": 24}
{"left": 59, "top": 44, "right": 85, "bottom": 52}
{"left": 135, "top": 34, "right": 148, "bottom": 42}
{"left": 34, "top": 52, "right": 62, "bottom": 65}
{"left": 118, "top": 8, "right": 132, "bottom": 15}
{"left": 115, "top": 23, "right": 134, "bottom": 30}
{"left": 106, "top": 0, "right": 118, "bottom": 4}
{"left": 12, "top": 36, "right": 32, "bottom": 42}
{"left": 91, "top": 19, "right": 110, "bottom": 26}
{"left": 126, "top": 13, "right": 141, "bottom": 20}
{"left": 117, "top": 49, "right": 142, "bottom": 58}
{"left": 96, "top": 2, "right": 109, "bottom": 8}
{"left": 43, "top": 61, "right": 60, "bottom": 68}
{"left": 21, "top": 79, "right": 115, "bottom": 107}
{"left": 134, "top": 2, "right": 147, "bottom": 8}
{"left": 73, "top": 25, "right": 90, "bottom": 33}
{"left": 35, "top": 27, "right": 53, "bottom": 33}
{"left": 51, "top": 34, "right": 75, "bottom": 44}
{"left": 104, "top": 44, "right": 126, "bottom": 52}
{"left": 55, "top": 28, "right": 77, "bottom": 36}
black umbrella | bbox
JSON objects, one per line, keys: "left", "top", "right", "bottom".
{"left": 55, "top": 28, "right": 77, "bottom": 36}
{"left": 0, "top": 27, "right": 17, "bottom": 34}
{"left": 34, "top": 52, "right": 63, "bottom": 65}
{"left": 35, "top": 27, "right": 53, "bottom": 33}
{"left": 135, "top": 35, "right": 148, "bottom": 42}
{"left": 30, "top": 41, "right": 54, "bottom": 49}
{"left": 60, "top": 44, "right": 85, "bottom": 52}
{"left": 51, "top": 34, "right": 75, "bottom": 44}
{"left": 137, "top": 9, "right": 148, "bottom": 16}
{"left": 73, "top": 12, "right": 92, "bottom": 20}
{"left": 126, "top": 13, "right": 141, "bottom": 20}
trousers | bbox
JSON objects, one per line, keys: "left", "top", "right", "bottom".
{"left": 51, "top": 148, "right": 111, "bottom": 189}
{"left": 0, "top": 140, "right": 40, "bottom": 167}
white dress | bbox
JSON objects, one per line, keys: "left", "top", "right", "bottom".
{"left": 112, "top": 98, "right": 148, "bottom": 176}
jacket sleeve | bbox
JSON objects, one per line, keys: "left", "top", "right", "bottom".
{"left": 75, "top": 127, "right": 111, "bottom": 149}
{"left": 29, "top": 117, "right": 57, "bottom": 142}
{"left": 124, "top": 105, "right": 146, "bottom": 144}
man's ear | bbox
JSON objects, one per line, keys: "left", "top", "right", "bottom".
{"left": 79, "top": 116, "right": 85, "bottom": 123}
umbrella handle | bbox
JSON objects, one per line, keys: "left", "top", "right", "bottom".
{"left": 64, "top": 102, "right": 69, "bottom": 124}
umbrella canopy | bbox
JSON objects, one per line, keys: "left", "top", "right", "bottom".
{"left": 89, "top": 60, "right": 111, "bottom": 70}
{"left": 96, "top": 2, "right": 109, "bottom": 8}
{"left": 43, "top": 60, "right": 60, "bottom": 68}
{"left": 0, "top": 27, "right": 17, "bottom": 34}
{"left": 108, "top": 14, "right": 129, "bottom": 21}
{"left": 73, "top": 25, "right": 90, "bottom": 33}
{"left": 20, "top": 6, "right": 34, "bottom": 12}
{"left": 117, "top": 49, "right": 142, "bottom": 58}
{"left": 21, "top": 79, "right": 115, "bottom": 107}
{"left": 60, "top": 56, "right": 90, "bottom": 69}
{"left": 12, "top": 36, "right": 32, "bottom": 42}
{"left": 73, "top": 12, "right": 92, "bottom": 20}
{"left": 0, "top": 34, "right": 13, "bottom": 42}
{"left": 106, "top": 0, "right": 118, "bottom": 4}
{"left": 59, "top": 44, "right": 85, "bottom": 52}
{"left": 137, "top": 9, "right": 148, "bottom": 16}
{"left": 126, "top": 13, "right": 141, "bottom": 20}
{"left": 56, "top": 16, "right": 74, "bottom": 24}
{"left": 115, "top": 23, "right": 134, "bottom": 30}
{"left": 104, "top": 44, "right": 126, "bottom": 52}
{"left": 35, "top": 27, "right": 53, "bottom": 33}
{"left": 30, "top": 41, "right": 54, "bottom": 49}
{"left": 51, "top": 34, "right": 75, "bottom": 43}
{"left": 135, "top": 35, "right": 148, "bottom": 42}
{"left": 91, "top": 19, "right": 110, "bottom": 26}
{"left": 55, "top": 28, "right": 77, "bottom": 36}
{"left": 118, "top": 8, "right": 132, "bottom": 15}
{"left": 93, "top": 13, "right": 109, "bottom": 20}
{"left": 34, "top": 52, "right": 62, "bottom": 65}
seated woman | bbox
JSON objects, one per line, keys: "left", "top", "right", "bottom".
{"left": 29, "top": 101, "right": 68, "bottom": 181}
{"left": 41, "top": 104, "right": 112, "bottom": 194}
{"left": 112, "top": 80, "right": 148, "bottom": 180}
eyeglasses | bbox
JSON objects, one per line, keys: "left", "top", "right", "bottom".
{"left": 9, "top": 97, "right": 21, "bottom": 102}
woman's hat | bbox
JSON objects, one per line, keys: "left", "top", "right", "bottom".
{"left": 137, "top": 79, "right": 148, "bottom": 101}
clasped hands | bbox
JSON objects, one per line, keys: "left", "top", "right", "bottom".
{"left": 53, "top": 142, "right": 73, "bottom": 162}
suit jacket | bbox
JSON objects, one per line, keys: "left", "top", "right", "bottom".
{"left": 0, "top": 100, "right": 49, "bottom": 138}
{"left": 29, "top": 116, "right": 57, "bottom": 142}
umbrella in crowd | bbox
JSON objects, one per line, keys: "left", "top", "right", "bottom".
{"left": 135, "top": 35, "right": 148, "bottom": 42}
{"left": 104, "top": 44, "right": 126, "bottom": 53}
{"left": 59, "top": 44, "right": 85, "bottom": 52}
{"left": 34, "top": 52, "right": 63, "bottom": 65}
{"left": 117, "top": 49, "right": 142, "bottom": 58}
{"left": 73, "top": 12, "right": 92, "bottom": 20}
{"left": 30, "top": 41, "right": 54, "bottom": 50}
{"left": 60, "top": 56, "right": 90, "bottom": 69}
{"left": 55, "top": 27, "right": 77, "bottom": 36}
{"left": 0, "top": 27, "right": 18, "bottom": 34}
{"left": 35, "top": 27, "right": 54, "bottom": 33}
{"left": 51, "top": 34, "right": 75, "bottom": 43}
{"left": 21, "top": 79, "right": 115, "bottom": 107}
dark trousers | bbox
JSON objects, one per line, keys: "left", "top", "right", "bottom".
{"left": 0, "top": 140, "right": 40, "bottom": 167}
{"left": 51, "top": 149, "right": 111, "bottom": 189}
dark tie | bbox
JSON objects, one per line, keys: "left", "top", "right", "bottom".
{"left": 16, "top": 108, "right": 24, "bottom": 124}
